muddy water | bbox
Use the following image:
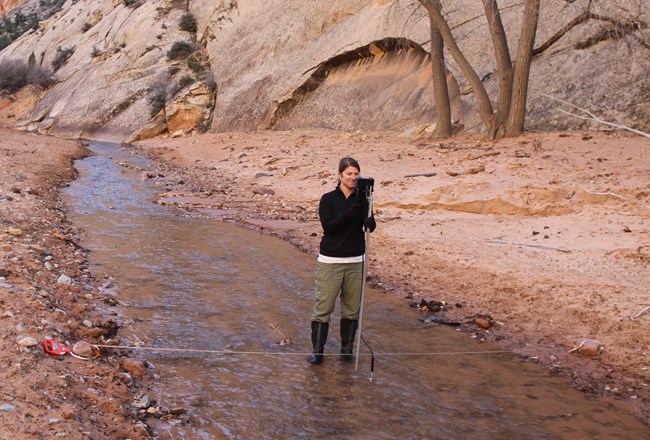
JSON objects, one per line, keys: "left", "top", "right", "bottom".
{"left": 63, "top": 142, "right": 649, "bottom": 439}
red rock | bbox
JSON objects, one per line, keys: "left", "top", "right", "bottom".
{"left": 121, "top": 359, "right": 148, "bottom": 378}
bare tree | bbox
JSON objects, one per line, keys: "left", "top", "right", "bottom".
{"left": 418, "top": 1, "right": 497, "bottom": 136}
{"left": 504, "top": 0, "right": 540, "bottom": 136}
{"left": 418, "top": 0, "right": 452, "bottom": 137}
{"left": 416, "top": 0, "right": 541, "bottom": 139}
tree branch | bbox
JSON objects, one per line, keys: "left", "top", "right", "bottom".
{"left": 533, "top": 11, "right": 591, "bottom": 55}
{"left": 543, "top": 94, "right": 650, "bottom": 139}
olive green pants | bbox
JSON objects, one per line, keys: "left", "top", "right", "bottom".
{"left": 311, "top": 261, "right": 363, "bottom": 323}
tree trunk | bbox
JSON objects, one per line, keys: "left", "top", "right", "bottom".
{"left": 428, "top": 11, "right": 452, "bottom": 137}
{"left": 505, "top": 0, "right": 541, "bottom": 136}
{"left": 482, "top": 0, "right": 513, "bottom": 132}
{"left": 420, "top": 0, "right": 496, "bottom": 136}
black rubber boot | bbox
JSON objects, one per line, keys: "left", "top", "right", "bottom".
{"left": 309, "top": 321, "right": 329, "bottom": 365}
{"left": 340, "top": 319, "right": 358, "bottom": 362}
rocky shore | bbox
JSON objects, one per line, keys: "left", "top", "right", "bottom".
{"left": 0, "top": 128, "right": 154, "bottom": 439}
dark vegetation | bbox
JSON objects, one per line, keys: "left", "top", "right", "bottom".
{"left": 0, "top": 58, "right": 53, "bottom": 92}
{"left": 0, "top": 10, "right": 39, "bottom": 51}
{"left": 51, "top": 46, "right": 74, "bottom": 72}
{"left": 166, "top": 41, "right": 195, "bottom": 60}
{"left": 122, "top": 0, "right": 144, "bottom": 9}
{"left": 0, "top": 0, "right": 69, "bottom": 51}
{"left": 179, "top": 12, "right": 197, "bottom": 33}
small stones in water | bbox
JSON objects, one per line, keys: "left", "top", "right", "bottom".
{"left": 412, "top": 299, "right": 445, "bottom": 313}
{"left": 133, "top": 394, "right": 152, "bottom": 409}
{"left": 121, "top": 359, "right": 148, "bottom": 378}
{"left": 278, "top": 337, "right": 295, "bottom": 346}
{"left": 170, "top": 407, "right": 187, "bottom": 416}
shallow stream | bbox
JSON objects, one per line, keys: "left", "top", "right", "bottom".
{"left": 63, "top": 141, "right": 649, "bottom": 439}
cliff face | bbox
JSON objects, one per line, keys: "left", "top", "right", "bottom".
{"left": 0, "top": 0, "right": 25, "bottom": 15}
{"left": 0, "top": 0, "right": 648, "bottom": 141}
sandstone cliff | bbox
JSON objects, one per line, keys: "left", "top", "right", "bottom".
{"left": 0, "top": 0, "right": 648, "bottom": 141}
{"left": 0, "top": 0, "right": 25, "bottom": 15}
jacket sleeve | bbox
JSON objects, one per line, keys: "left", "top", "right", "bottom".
{"left": 319, "top": 195, "right": 350, "bottom": 234}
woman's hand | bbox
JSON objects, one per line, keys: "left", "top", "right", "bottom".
{"left": 363, "top": 216, "right": 376, "bottom": 232}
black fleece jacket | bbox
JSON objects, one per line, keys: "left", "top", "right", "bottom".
{"left": 318, "top": 187, "right": 376, "bottom": 258}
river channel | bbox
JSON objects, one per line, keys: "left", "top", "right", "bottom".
{"left": 62, "top": 141, "right": 649, "bottom": 439}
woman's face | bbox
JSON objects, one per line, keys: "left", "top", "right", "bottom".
{"left": 339, "top": 166, "right": 360, "bottom": 192}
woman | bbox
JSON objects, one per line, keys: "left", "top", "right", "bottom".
{"left": 309, "top": 157, "right": 376, "bottom": 365}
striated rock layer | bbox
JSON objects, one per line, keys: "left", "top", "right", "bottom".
{"left": 0, "top": 0, "right": 648, "bottom": 141}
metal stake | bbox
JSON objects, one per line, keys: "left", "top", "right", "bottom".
{"left": 354, "top": 188, "right": 373, "bottom": 374}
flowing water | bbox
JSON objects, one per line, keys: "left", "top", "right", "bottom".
{"left": 63, "top": 141, "right": 649, "bottom": 439}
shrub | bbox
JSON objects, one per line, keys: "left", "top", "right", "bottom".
{"left": 26, "top": 64, "right": 54, "bottom": 88}
{"left": 166, "top": 41, "right": 194, "bottom": 60}
{"left": 0, "top": 11, "right": 40, "bottom": 50}
{"left": 0, "top": 58, "right": 53, "bottom": 92}
{"left": 51, "top": 46, "right": 74, "bottom": 72}
{"left": 187, "top": 53, "right": 203, "bottom": 73}
{"left": 148, "top": 78, "right": 169, "bottom": 117}
{"left": 122, "top": 0, "right": 142, "bottom": 8}
{"left": 90, "top": 46, "right": 101, "bottom": 58}
{"left": 81, "top": 22, "right": 92, "bottom": 33}
{"left": 177, "top": 74, "right": 195, "bottom": 90}
{"left": 178, "top": 12, "right": 197, "bottom": 33}
{"left": 168, "top": 74, "right": 194, "bottom": 97}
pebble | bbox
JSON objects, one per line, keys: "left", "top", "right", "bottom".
{"left": 73, "top": 341, "right": 96, "bottom": 358}
{"left": 0, "top": 403, "right": 16, "bottom": 412}
{"left": 122, "top": 359, "right": 148, "bottom": 378}
{"left": 30, "top": 245, "right": 50, "bottom": 256}
{"left": 18, "top": 336, "right": 39, "bottom": 347}
{"left": 57, "top": 274, "right": 73, "bottom": 285}
{"left": 133, "top": 394, "right": 152, "bottom": 409}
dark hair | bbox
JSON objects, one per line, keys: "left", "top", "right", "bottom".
{"left": 338, "top": 157, "right": 360, "bottom": 173}
{"left": 336, "top": 157, "right": 360, "bottom": 187}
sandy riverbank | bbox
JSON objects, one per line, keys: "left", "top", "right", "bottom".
{"left": 136, "top": 127, "right": 650, "bottom": 423}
